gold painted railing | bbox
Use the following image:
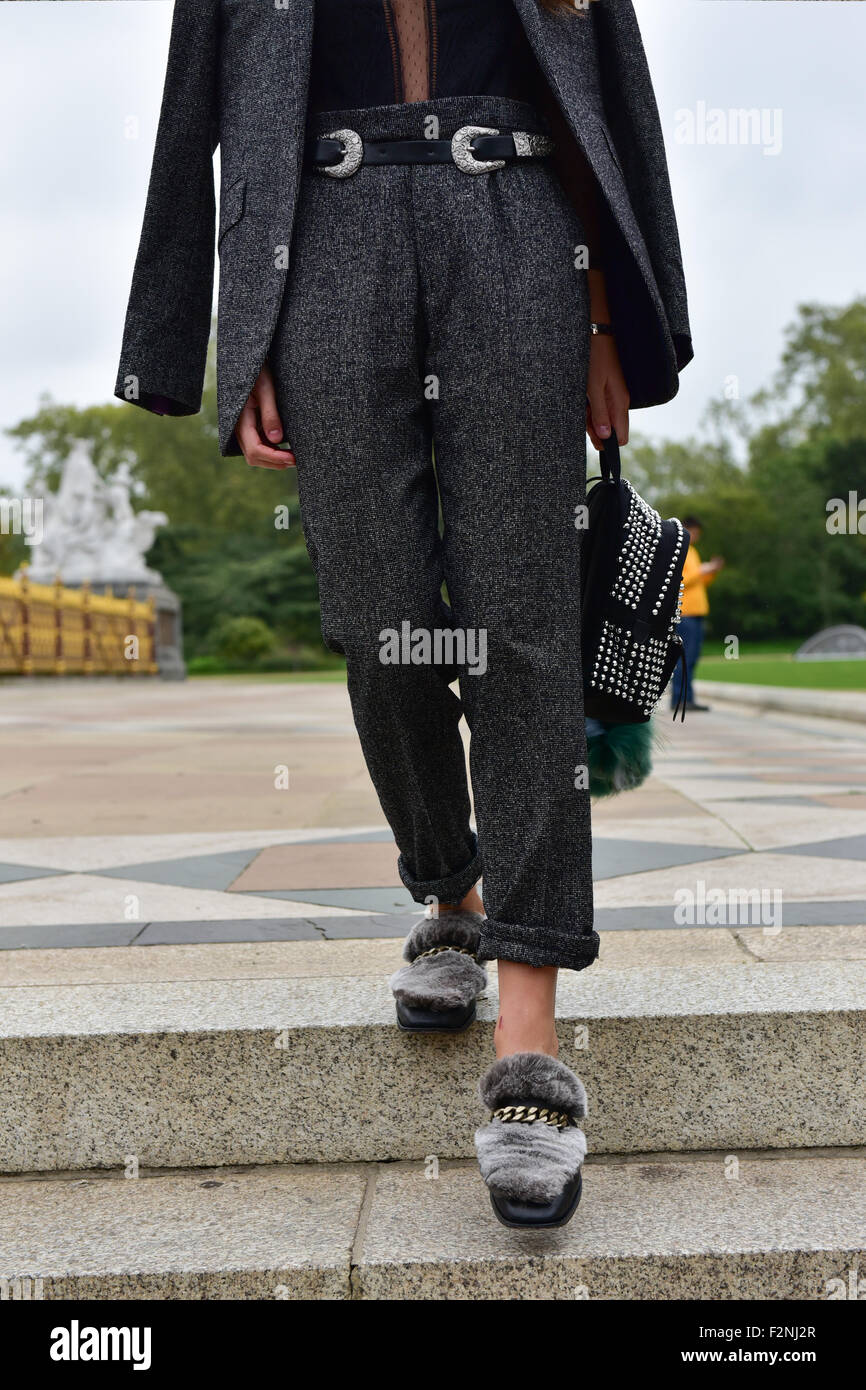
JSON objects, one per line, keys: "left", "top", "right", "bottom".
{"left": 0, "top": 569, "right": 157, "bottom": 675}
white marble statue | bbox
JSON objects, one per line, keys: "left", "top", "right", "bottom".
{"left": 25, "top": 442, "right": 168, "bottom": 587}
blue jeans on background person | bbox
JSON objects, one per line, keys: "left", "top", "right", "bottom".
{"left": 671, "top": 616, "right": 705, "bottom": 709}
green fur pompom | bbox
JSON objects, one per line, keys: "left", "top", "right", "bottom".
{"left": 586, "top": 720, "right": 655, "bottom": 799}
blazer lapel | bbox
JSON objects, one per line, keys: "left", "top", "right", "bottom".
{"left": 286, "top": 0, "right": 315, "bottom": 215}
{"left": 240, "top": 0, "right": 314, "bottom": 208}
{"left": 286, "top": 0, "right": 315, "bottom": 108}
{"left": 509, "top": 0, "right": 545, "bottom": 53}
{"left": 509, "top": 0, "right": 665, "bottom": 323}
{"left": 509, "top": 0, "right": 595, "bottom": 126}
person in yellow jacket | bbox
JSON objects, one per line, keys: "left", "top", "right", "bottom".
{"left": 671, "top": 516, "right": 725, "bottom": 712}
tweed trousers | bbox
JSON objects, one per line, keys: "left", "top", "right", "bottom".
{"left": 271, "top": 97, "right": 597, "bottom": 971}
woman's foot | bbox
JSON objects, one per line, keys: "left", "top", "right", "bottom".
{"left": 474, "top": 1051, "right": 587, "bottom": 1229}
{"left": 389, "top": 903, "right": 487, "bottom": 1033}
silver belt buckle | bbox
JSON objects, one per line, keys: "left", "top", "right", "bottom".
{"left": 320, "top": 128, "right": 364, "bottom": 178}
{"left": 451, "top": 126, "right": 553, "bottom": 174}
{"left": 451, "top": 125, "right": 505, "bottom": 175}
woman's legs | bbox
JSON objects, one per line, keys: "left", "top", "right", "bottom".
{"left": 275, "top": 100, "right": 596, "bottom": 1066}
{"left": 273, "top": 165, "right": 481, "bottom": 907}
{"left": 412, "top": 141, "right": 596, "bottom": 1057}
{"left": 416, "top": 153, "right": 596, "bottom": 978}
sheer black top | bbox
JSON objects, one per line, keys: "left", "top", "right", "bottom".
{"left": 307, "top": 0, "right": 547, "bottom": 112}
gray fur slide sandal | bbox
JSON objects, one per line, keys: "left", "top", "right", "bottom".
{"left": 389, "top": 908, "right": 487, "bottom": 1033}
{"left": 475, "top": 1051, "right": 588, "bottom": 1229}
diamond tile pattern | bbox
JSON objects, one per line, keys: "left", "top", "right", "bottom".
{"left": 0, "top": 680, "right": 863, "bottom": 945}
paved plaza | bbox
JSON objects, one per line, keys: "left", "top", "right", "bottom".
{"left": 1, "top": 675, "right": 865, "bottom": 1299}
{"left": 0, "top": 676, "right": 864, "bottom": 953}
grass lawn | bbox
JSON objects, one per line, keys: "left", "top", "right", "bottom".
{"left": 698, "top": 655, "right": 866, "bottom": 690}
{"left": 701, "top": 639, "right": 801, "bottom": 658}
{"left": 190, "top": 656, "right": 866, "bottom": 691}
{"left": 188, "top": 638, "right": 866, "bottom": 693}
{"left": 189, "top": 668, "right": 349, "bottom": 682}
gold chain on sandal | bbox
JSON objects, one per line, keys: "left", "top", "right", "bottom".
{"left": 491, "top": 1104, "right": 578, "bottom": 1130}
{"left": 412, "top": 945, "right": 479, "bottom": 962}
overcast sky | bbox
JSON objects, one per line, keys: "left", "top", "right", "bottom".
{"left": 1, "top": 0, "right": 864, "bottom": 490}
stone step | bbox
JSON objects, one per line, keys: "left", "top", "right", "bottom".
{"left": 3, "top": 959, "right": 865, "bottom": 1173}
{"left": 1, "top": 1152, "right": 864, "bottom": 1300}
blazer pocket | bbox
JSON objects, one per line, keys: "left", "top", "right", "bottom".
{"left": 218, "top": 177, "right": 246, "bottom": 250}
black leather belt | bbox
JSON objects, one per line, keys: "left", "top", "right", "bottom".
{"left": 305, "top": 124, "right": 554, "bottom": 178}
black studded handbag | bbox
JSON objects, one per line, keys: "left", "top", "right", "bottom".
{"left": 580, "top": 431, "right": 690, "bottom": 724}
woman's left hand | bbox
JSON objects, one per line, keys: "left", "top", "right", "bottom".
{"left": 586, "top": 332, "right": 630, "bottom": 452}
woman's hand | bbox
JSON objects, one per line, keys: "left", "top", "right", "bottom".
{"left": 236, "top": 362, "right": 296, "bottom": 469}
{"left": 586, "top": 332, "right": 630, "bottom": 453}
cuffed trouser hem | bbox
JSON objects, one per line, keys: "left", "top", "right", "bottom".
{"left": 478, "top": 919, "right": 600, "bottom": 973}
{"left": 397, "top": 835, "right": 482, "bottom": 906}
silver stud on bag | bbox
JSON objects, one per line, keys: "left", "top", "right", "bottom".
{"left": 588, "top": 486, "right": 688, "bottom": 718}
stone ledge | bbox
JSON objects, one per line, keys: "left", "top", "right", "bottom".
{"left": 0, "top": 1163, "right": 364, "bottom": 1300}
{"left": 696, "top": 681, "right": 866, "bottom": 724}
{"left": 3, "top": 959, "right": 864, "bottom": 1035}
{"left": 1, "top": 962, "right": 865, "bottom": 1171}
{"left": 354, "top": 1153, "right": 866, "bottom": 1300}
{"left": 1, "top": 1152, "right": 864, "bottom": 1301}
{"left": 2, "top": 924, "right": 866, "bottom": 988}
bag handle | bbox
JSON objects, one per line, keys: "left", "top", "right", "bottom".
{"left": 600, "top": 430, "right": 619, "bottom": 486}
{"left": 599, "top": 429, "right": 621, "bottom": 484}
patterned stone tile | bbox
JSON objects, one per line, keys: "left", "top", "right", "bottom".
{"left": 0, "top": 863, "right": 67, "bottom": 885}
{"left": 317, "top": 913, "right": 417, "bottom": 939}
{"left": 589, "top": 788, "right": 696, "bottom": 821}
{"left": 592, "top": 839, "right": 739, "bottom": 881}
{"left": 0, "top": 874, "right": 365, "bottom": 929}
{"left": 230, "top": 841, "right": 399, "bottom": 892}
{"left": 0, "top": 923, "right": 144, "bottom": 951}
{"left": 815, "top": 794, "right": 866, "bottom": 812}
{"left": 135, "top": 918, "right": 322, "bottom": 946}
{"left": 96, "top": 849, "right": 262, "bottom": 891}
{"left": 0, "top": 827, "right": 389, "bottom": 871}
{"left": 299, "top": 828, "right": 396, "bottom": 844}
{"left": 594, "top": 901, "right": 866, "bottom": 932}
{"left": 695, "top": 803, "right": 866, "bottom": 852}
{"left": 658, "top": 778, "right": 860, "bottom": 802}
{"left": 594, "top": 853, "right": 866, "bottom": 910}
{"left": 591, "top": 816, "right": 746, "bottom": 848}
{"left": 3, "top": 904, "right": 863, "bottom": 951}
{"left": 773, "top": 833, "right": 866, "bottom": 862}
{"left": 242, "top": 886, "right": 416, "bottom": 914}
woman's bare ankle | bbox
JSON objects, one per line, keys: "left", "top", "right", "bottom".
{"left": 438, "top": 883, "right": 484, "bottom": 916}
{"left": 494, "top": 1023, "right": 559, "bottom": 1060}
{"left": 494, "top": 959, "right": 559, "bottom": 1060}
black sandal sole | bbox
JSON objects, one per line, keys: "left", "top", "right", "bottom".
{"left": 489, "top": 1169, "right": 583, "bottom": 1230}
{"left": 395, "top": 1000, "right": 477, "bottom": 1034}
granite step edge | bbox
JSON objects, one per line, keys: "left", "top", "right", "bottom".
{"left": 1, "top": 1152, "right": 865, "bottom": 1301}
{"left": 2, "top": 958, "right": 866, "bottom": 1038}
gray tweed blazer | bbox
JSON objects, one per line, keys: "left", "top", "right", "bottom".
{"left": 115, "top": 0, "right": 693, "bottom": 456}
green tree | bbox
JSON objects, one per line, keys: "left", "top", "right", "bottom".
{"left": 5, "top": 334, "right": 328, "bottom": 661}
{"left": 760, "top": 298, "right": 866, "bottom": 446}
{"left": 6, "top": 301, "right": 866, "bottom": 654}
